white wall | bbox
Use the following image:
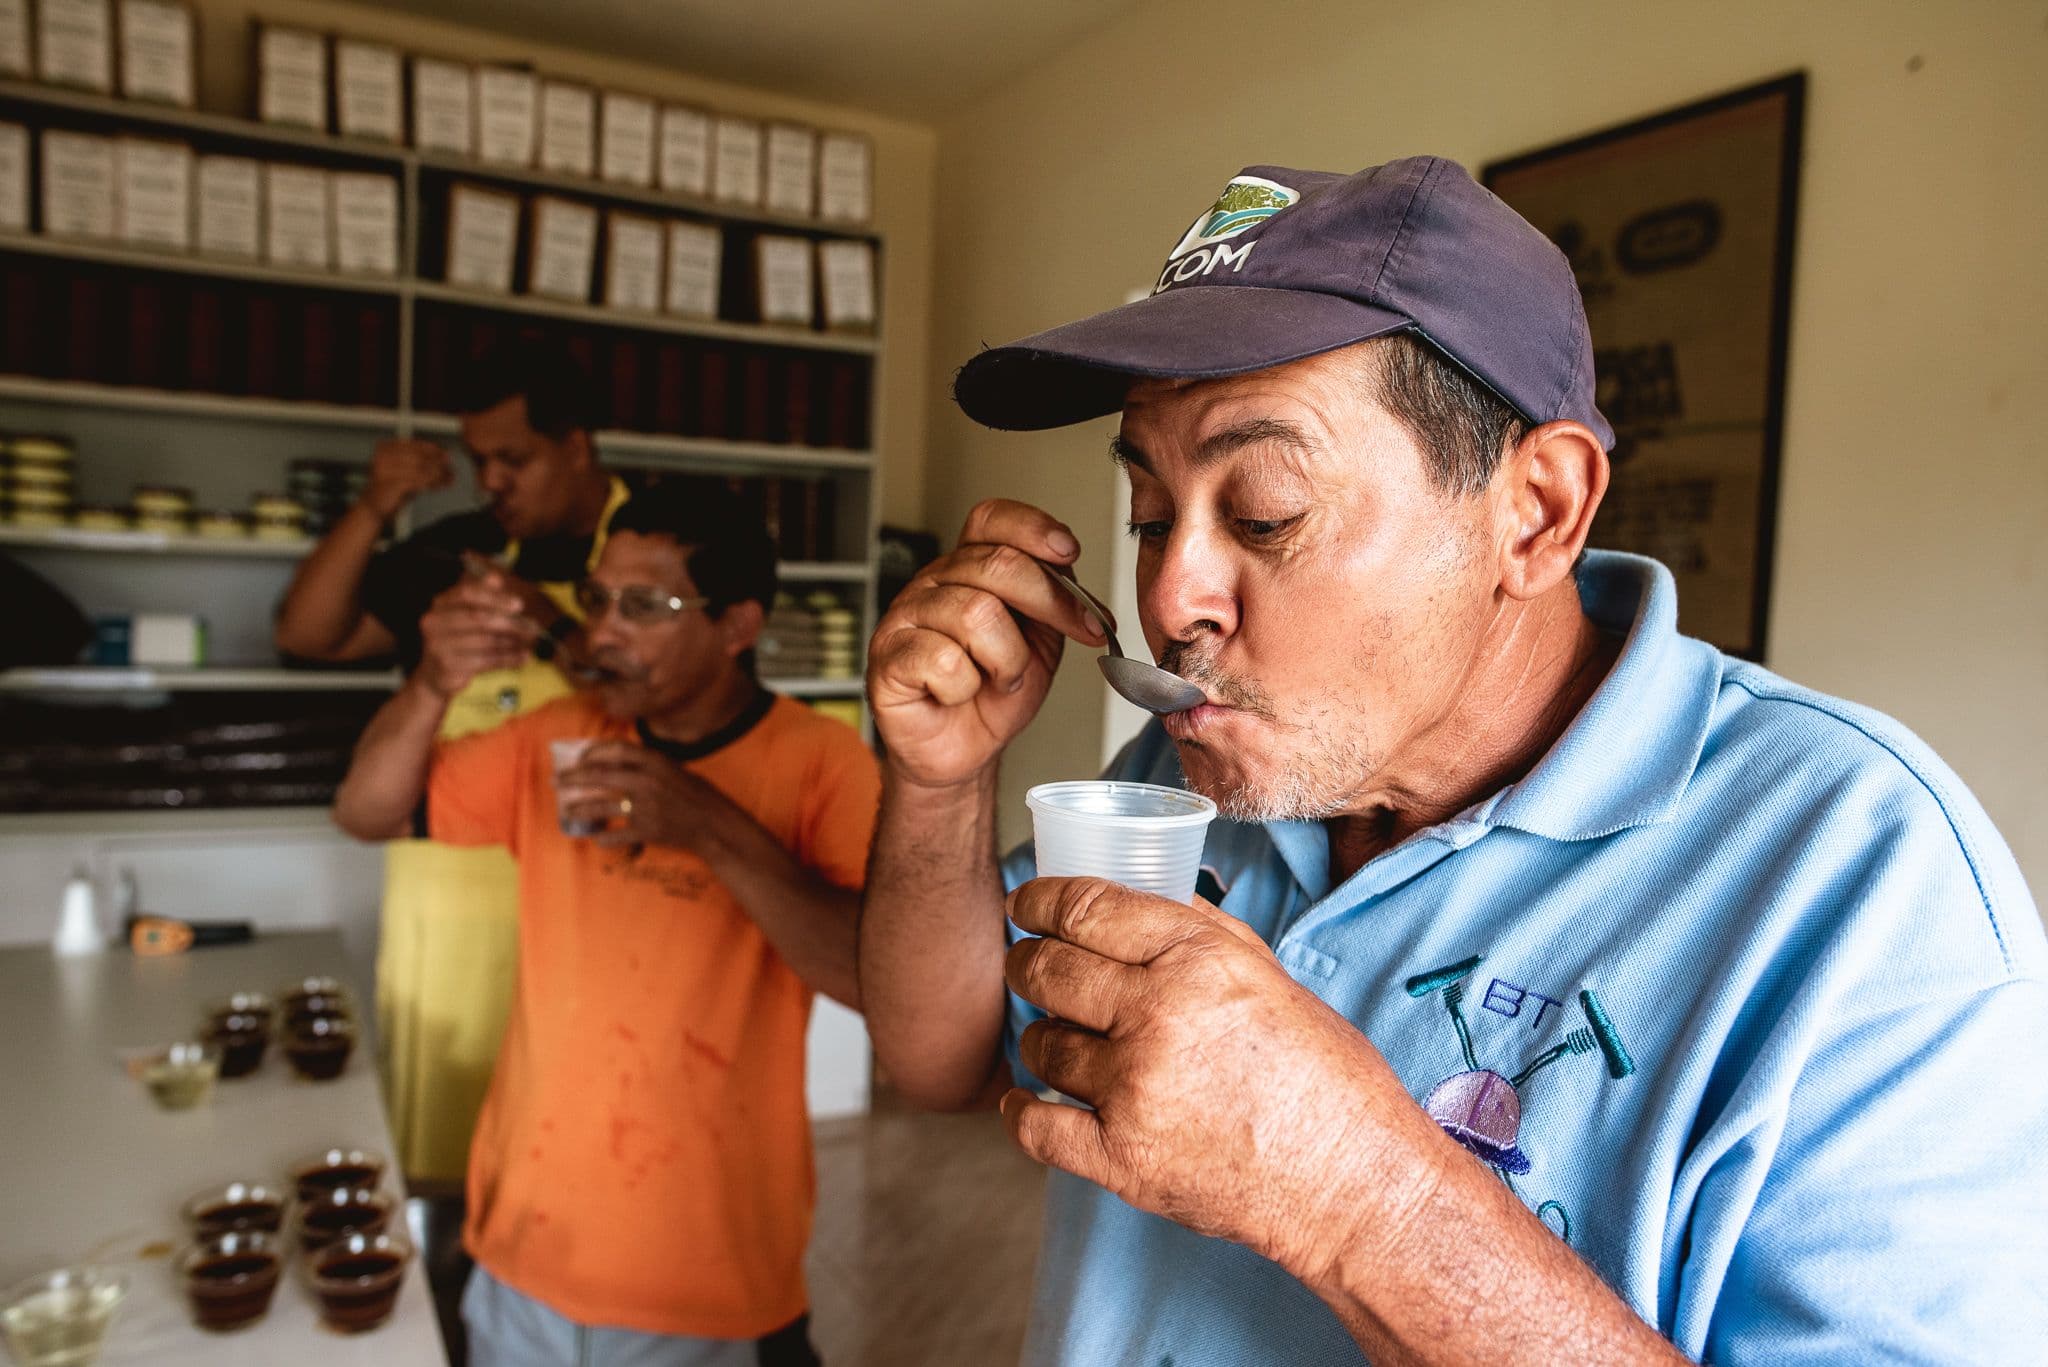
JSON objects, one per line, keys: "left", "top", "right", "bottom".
{"left": 924, "top": 0, "right": 2048, "bottom": 910}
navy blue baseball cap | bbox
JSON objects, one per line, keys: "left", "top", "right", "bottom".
{"left": 953, "top": 155, "right": 1613, "bottom": 449}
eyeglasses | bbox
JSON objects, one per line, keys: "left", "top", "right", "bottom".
{"left": 573, "top": 580, "right": 710, "bottom": 625}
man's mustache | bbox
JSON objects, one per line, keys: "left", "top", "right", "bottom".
{"left": 583, "top": 650, "right": 650, "bottom": 684}
{"left": 1156, "top": 641, "right": 1275, "bottom": 718}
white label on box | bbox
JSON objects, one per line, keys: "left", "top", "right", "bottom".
{"left": 195, "top": 155, "right": 258, "bottom": 258}
{"left": 0, "top": 0, "right": 27, "bottom": 77}
{"left": 0, "top": 123, "right": 26, "bottom": 232}
{"left": 658, "top": 106, "right": 711, "bottom": 197}
{"left": 818, "top": 133, "right": 872, "bottom": 224}
{"left": 599, "top": 92, "right": 655, "bottom": 187}
{"left": 412, "top": 57, "right": 474, "bottom": 156}
{"left": 447, "top": 184, "right": 518, "bottom": 292}
{"left": 332, "top": 171, "right": 398, "bottom": 275}
{"left": 539, "top": 82, "right": 594, "bottom": 177}
{"left": 115, "top": 137, "right": 191, "bottom": 249}
{"left": 40, "top": 130, "right": 115, "bottom": 239}
{"left": 258, "top": 27, "right": 327, "bottom": 130}
{"left": 663, "top": 221, "right": 720, "bottom": 318}
{"left": 756, "top": 234, "right": 813, "bottom": 325}
{"left": 818, "top": 239, "right": 876, "bottom": 329}
{"left": 476, "top": 67, "right": 537, "bottom": 166}
{"left": 117, "top": 0, "right": 192, "bottom": 105}
{"left": 529, "top": 196, "right": 596, "bottom": 300}
{"left": 712, "top": 117, "right": 763, "bottom": 206}
{"left": 604, "top": 213, "right": 661, "bottom": 313}
{"left": 132, "top": 612, "right": 202, "bottom": 665}
{"left": 264, "top": 163, "right": 330, "bottom": 269}
{"left": 335, "top": 39, "right": 402, "bottom": 143}
{"left": 764, "top": 124, "right": 817, "bottom": 218}
{"left": 37, "top": 0, "right": 112, "bottom": 91}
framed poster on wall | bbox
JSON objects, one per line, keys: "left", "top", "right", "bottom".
{"left": 1484, "top": 72, "right": 1805, "bottom": 660}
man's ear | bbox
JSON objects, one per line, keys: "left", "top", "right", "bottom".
{"left": 1495, "top": 421, "right": 1609, "bottom": 601}
{"left": 560, "top": 428, "right": 595, "bottom": 473}
{"left": 717, "top": 599, "right": 766, "bottom": 659}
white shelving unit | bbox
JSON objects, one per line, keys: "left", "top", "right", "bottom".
{"left": 0, "top": 75, "right": 884, "bottom": 821}
{"left": 0, "top": 666, "right": 401, "bottom": 692}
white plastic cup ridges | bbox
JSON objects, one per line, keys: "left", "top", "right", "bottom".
{"left": 1025, "top": 780, "right": 1218, "bottom": 904}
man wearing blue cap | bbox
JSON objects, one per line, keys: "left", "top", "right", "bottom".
{"left": 858, "top": 157, "right": 2048, "bottom": 1363}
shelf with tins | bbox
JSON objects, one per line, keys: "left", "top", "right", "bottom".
{"left": 0, "top": 57, "right": 885, "bottom": 817}
{"left": 0, "top": 523, "right": 312, "bottom": 557}
{"left": 0, "top": 666, "right": 401, "bottom": 692}
{"left": 0, "top": 521, "right": 871, "bottom": 584}
{"left": 0, "top": 666, "right": 865, "bottom": 697}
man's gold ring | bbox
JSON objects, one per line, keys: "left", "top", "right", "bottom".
{"left": 618, "top": 797, "right": 634, "bottom": 818}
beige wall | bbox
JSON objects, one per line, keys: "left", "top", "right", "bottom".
{"left": 924, "top": 0, "right": 2048, "bottom": 903}
{"left": 181, "top": 0, "right": 938, "bottom": 528}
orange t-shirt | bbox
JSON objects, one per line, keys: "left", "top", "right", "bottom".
{"left": 427, "top": 691, "right": 879, "bottom": 1338}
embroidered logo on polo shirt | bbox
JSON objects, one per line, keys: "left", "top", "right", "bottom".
{"left": 1153, "top": 174, "right": 1298, "bottom": 293}
{"left": 1404, "top": 954, "right": 1635, "bottom": 1242}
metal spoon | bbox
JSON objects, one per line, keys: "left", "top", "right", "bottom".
{"left": 1038, "top": 561, "right": 1207, "bottom": 715}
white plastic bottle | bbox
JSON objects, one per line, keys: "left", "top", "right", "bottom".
{"left": 52, "top": 866, "right": 106, "bottom": 956}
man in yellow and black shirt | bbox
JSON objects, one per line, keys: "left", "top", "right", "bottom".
{"left": 276, "top": 333, "right": 628, "bottom": 1186}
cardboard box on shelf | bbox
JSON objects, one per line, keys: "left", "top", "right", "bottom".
{"left": 445, "top": 181, "right": 519, "bottom": 293}
{"left": 40, "top": 129, "right": 116, "bottom": 240}
{"left": 818, "top": 239, "right": 877, "bottom": 332}
{"left": 818, "top": 132, "right": 873, "bottom": 225}
{"left": 114, "top": 136, "right": 192, "bottom": 250}
{"left": 263, "top": 163, "right": 330, "bottom": 269}
{"left": 37, "top": 0, "right": 114, "bottom": 92}
{"left": 598, "top": 91, "right": 655, "bottom": 188}
{"left": 603, "top": 211, "right": 662, "bottom": 314}
{"left": 476, "top": 65, "right": 538, "bottom": 166}
{"left": 539, "top": 80, "right": 596, "bottom": 178}
{"left": 195, "top": 154, "right": 259, "bottom": 258}
{"left": 754, "top": 233, "right": 814, "bottom": 326}
{"left": 411, "top": 56, "right": 475, "bottom": 157}
{"left": 331, "top": 170, "right": 399, "bottom": 275}
{"left": 0, "top": 0, "right": 27, "bottom": 78}
{"left": 663, "top": 220, "right": 720, "bottom": 319}
{"left": 711, "top": 116, "right": 763, "bottom": 208}
{"left": 764, "top": 123, "right": 817, "bottom": 219}
{"left": 335, "top": 38, "right": 403, "bottom": 143}
{"left": 658, "top": 105, "right": 712, "bottom": 198}
{"left": 116, "top": 0, "right": 194, "bottom": 106}
{"left": 527, "top": 194, "right": 597, "bottom": 302}
{"left": 0, "top": 122, "right": 26, "bottom": 233}
{"left": 255, "top": 23, "right": 328, "bottom": 131}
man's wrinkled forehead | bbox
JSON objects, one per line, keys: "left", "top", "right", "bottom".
{"left": 1109, "top": 351, "right": 1374, "bottom": 476}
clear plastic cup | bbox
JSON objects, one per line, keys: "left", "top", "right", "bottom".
{"left": 549, "top": 739, "right": 601, "bottom": 836}
{"left": 1025, "top": 780, "right": 1218, "bottom": 903}
{"left": 1, "top": 1266, "right": 126, "bottom": 1366}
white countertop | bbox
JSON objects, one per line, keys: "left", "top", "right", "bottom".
{"left": 0, "top": 933, "right": 446, "bottom": 1364}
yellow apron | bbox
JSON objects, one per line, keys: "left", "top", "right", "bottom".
{"left": 375, "top": 479, "right": 628, "bottom": 1185}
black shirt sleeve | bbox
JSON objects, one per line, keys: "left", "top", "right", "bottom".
{"left": 359, "top": 510, "right": 508, "bottom": 670}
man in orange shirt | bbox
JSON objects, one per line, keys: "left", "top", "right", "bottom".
{"left": 334, "top": 481, "right": 878, "bottom": 1366}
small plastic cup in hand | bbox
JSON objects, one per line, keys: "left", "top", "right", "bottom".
{"left": 1025, "top": 781, "right": 1218, "bottom": 903}
{"left": 550, "top": 739, "right": 602, "bottom": 836}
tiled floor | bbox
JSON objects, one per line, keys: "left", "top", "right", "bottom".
{"left": 807, "top": 1105, "right": 1048, "bottom": 1365}
{"left": 418, "top": 1101, "right": 1049, "bottom": 1365}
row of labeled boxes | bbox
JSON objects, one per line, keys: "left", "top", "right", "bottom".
{"left": 0, "top": 121, "right": 401, "bottom": 273}
{"left": 0, "top": 1, "right": 875, "bottom": 223}
{"left": 432, "top": 180, "right": 877, "bottom": 330}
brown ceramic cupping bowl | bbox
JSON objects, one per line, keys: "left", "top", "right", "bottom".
{"left": 179, "top": 1230, "right": 282, "bottom": 1331}
{"left": 295, "top": 1186, "right": 392, "bottom": 1254}
{"left": 283, "top": 1015, "right": 356, "bottom": 1081}
{"left": 309, "top": 1231, "right": 411, "bottom": 1332}
{"left": 181, "top": 1182, "right": 289, "bottom": 1239}
{"left": 291, "top": 1147, "right": 387, "bottom": 1203}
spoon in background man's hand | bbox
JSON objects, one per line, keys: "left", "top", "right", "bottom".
{"left": 1037, "top": 561, "right": 1206, "bottom": 715}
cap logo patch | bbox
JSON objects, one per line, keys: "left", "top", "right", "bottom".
{"left": 1153, "top": 174, "right": 1297, "bottom": 294}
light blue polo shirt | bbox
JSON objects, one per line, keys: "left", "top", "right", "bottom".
{"left": 1001, "top": 550, "right": 2048, "bottom": 1366}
